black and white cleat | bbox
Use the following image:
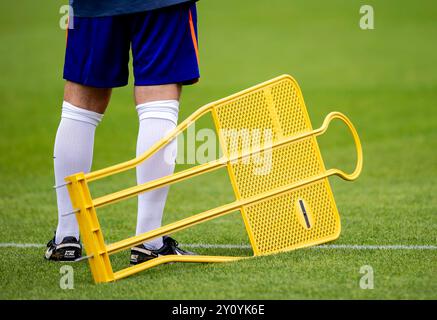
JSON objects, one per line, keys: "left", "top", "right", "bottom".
{"left": 45, "top": 234, "right": 82, "bottom": 261}
{"left": 130, "top": 236, "right": 195, "bottom": 265}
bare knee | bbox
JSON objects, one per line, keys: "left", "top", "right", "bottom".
{"left": 134, "top": 84, "right": 181, "bottom": 105}
{"left": 64, "top": 81, "right": 112, "bottom": 114}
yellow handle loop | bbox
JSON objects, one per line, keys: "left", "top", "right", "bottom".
{"left": 317, "top": 112, "right": 363, "bottom": 181}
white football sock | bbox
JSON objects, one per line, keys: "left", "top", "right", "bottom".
{"left": 135, "top": 100, "right": 179, "bottom": 250}
{"left": 54, "top": 101, "right": 103, "bottom": 244}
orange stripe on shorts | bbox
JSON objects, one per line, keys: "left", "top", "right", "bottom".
{"left": 66, "top": 16, "right": 69, "bottom": 44}
{"left": 188, "top": 9, "right": 199, "bottom": 65}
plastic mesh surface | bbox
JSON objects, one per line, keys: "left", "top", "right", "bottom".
{"left": 244, "top": 180, "right": 339, "bottom": 254}
{"left": 213, "top": 76, "right": 340, "bottom": 255}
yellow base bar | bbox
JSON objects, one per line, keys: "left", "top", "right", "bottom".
{"left": 113, "top": 255, "right": 242, "bottom": 281}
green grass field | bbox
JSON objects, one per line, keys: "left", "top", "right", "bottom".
{"left": 0, "top": 0, "right": 436, "bottom": 299}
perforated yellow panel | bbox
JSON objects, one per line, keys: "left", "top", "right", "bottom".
{"left": 213, "top": 76, "right": 341, "bottom": 255}
{"left": 244, "top": 180, "right": 340, "bottom": 254}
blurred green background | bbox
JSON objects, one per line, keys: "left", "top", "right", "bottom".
{"left": 0, "top": 0, "right": 436, "bottom": 299}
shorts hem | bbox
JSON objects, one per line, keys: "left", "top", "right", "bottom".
{"left": 134, "top": 76, "right": 200, "bottom": 87}
{"left": 63, "top": 75, "right": 128, "bottom": 89}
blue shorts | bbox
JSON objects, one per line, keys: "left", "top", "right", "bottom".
{"left": 64, "top": 2, "right": 199, "bottom": 88}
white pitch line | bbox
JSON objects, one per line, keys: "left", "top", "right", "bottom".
{"left": 1, "top": 242, "right": 436, "bottom": 250}
{"left": 183, "top": 243, "right": 437, "bottom": 250}
{"left": 0, "top": 243, "right": 45, "bottom": 248}
{"left": 313, "top": 244, "right": 437, "bottom": 250}
{"left": 183, "top": 243, "right": 251, "bottom": 249}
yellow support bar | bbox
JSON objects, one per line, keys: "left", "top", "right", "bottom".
{"left": 92, "top": 159, "right": 226, "bottom": 209}
{"left": 84, "top": 105, "right": 212, "bottom": 182}
{"left": 113, "top": 255, "right": 242, "bottom": 281}
{"left": 65, "top": 173, "right": 114, "bottom": 283}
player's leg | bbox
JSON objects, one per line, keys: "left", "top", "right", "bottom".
{"left": 132, "top": 91, "right": 196, "bottom": 263}
{"left": 64, "top": 81, "right": 112, "bottom": 113}
{"left": 134, "top": 84, "right": 180, "bottom": 250}
{"left": 46, "top": 14, "right": 130, "bottom": 261}
{"left": 129, "top": 2, "right": 200, "bottom": 264}
{"left": 47, "top": 82, "right": 110, "bottom": 261}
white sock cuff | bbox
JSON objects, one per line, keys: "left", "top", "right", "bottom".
{"left": 136, "top": 100, "right": 179, "bottom": 125}
{"left": 61, "top": 101, "right": 104, "bottom": 127}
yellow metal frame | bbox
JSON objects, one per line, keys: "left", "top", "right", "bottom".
{"left": 65, "top": 75, "right": 363, "bottom": 283}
